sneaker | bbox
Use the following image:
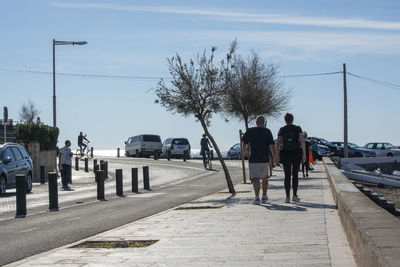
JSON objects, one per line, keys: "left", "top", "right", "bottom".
{"left": 306, "top": 173, "right": 309, "bottom": 177}
{"left": 285, "top": 197, "right": 290, "bottom": 203}
{"left": 254, "top": 197, "right": 260, "bottom": 205}
{"left": 261, "top": 195, "right": 268, "bottom": 204}
{"left": 292, "top": 195, "right": 300, "bottom": 202}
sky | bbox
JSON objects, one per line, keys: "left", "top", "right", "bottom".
{"left": 1, "top": 0, "right": 400, "bottom": 150}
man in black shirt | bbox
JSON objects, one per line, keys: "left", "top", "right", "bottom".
{"left": 242, "top": 115, "right": 275, "bottom": 205}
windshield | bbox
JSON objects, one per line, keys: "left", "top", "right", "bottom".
{"left": 143, "top": 135, "right": 161, "bottom": 142}
{"left": 319, "top": 138, "right": 333, "bottom": 146}
{"left": 348, "top": 143, "right": 359, "bottom": 148}
{"left": 172, "top": 139, "right": 189, "bottom": 145}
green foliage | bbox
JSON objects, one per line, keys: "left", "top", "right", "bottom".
{"left": 16, "top": 123, "right": 59, "bottom": 150}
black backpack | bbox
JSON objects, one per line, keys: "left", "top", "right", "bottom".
{"left": 282, "top": 128, "right": 299, "bottom": 151}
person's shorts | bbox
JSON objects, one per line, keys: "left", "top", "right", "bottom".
{"left": 249, "top": 163, "right": 269, "bottom": 179}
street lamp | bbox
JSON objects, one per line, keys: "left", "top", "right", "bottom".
{"left": 52, "top": 39, "right": 87, "bottom": 127}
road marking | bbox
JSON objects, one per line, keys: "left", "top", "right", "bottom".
{"left": 19, "top": 227, "right": 39, "bottom": 233}
{"left": 127, "top": 193, "right": 166, "bottom": 198}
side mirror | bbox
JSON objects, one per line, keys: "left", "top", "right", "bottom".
{"left": 125, "top": 141, "right": 127, "bottom": 144}
{"left": 4, "top": 157, "right": 12, "bottom": 164}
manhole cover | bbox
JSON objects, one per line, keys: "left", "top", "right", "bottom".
{"left": 71, "top": 240, "right": 158, "bottom": 249}
{"left": 175, "top": 206, "right": 224, "bottom": 210}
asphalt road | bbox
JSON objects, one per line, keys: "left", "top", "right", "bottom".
{"left": 0, "top": 158, "right": 244, "bottom": 265}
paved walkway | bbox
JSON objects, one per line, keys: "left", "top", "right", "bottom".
{"left": 8, "top": 164, "right": 357, "bottom": 266}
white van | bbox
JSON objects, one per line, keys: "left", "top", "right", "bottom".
{"left": 125, "top": 134, "right": 162, "bottom": 157}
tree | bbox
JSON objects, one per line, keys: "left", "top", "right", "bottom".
{"left": 19, "top": 100, "right": 40, "bottom": 123}
{"left": 155, "top": 42, "right": 237, "bottom": 194}
{"left": 224, "top": 52, "right": 289, "bottom": 130}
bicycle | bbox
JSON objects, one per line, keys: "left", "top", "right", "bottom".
{"left": 202, "top": 150, "right": 212, "bottom": 170}
{"left": 75, "top": 140, "right": 92, "bottom": 159}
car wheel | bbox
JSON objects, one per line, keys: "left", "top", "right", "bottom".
{"left": 0, "top": 175, "right": 6, "bottom": 195}
{"left": 26, "top": 172, "right": 33, "bottom": 193}
{"left": 387, "top": 153, "right": 393, "bottom": 157}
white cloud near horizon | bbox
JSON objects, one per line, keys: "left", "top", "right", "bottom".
{"left": 50, "top": 2, "right": 400, "bottom": 31}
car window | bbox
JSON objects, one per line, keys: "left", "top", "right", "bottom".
{"left": 0, "top": 148, "right": 3, "bottom": 161}
{"left": 366, "top": 143, "right": 374, "bottom": 149}
{"left": 348, "top": 143, "right": 358, "bottom": 149}
{"left": 11, "top": 147, "right": 24, "bottom": 161}
{"left": 233, "top": 144, "right": 240, "bottom": 149}
{"left": 18, "top": 147, "right": 30, "bottom": 159}
{"left": 172, "top": 139, "right": 189, "bottom": 145}
{"left": 384, "top": 143, "right": 395, "bottom": 149}
{"left": 3, "top": 148, "right": 15, "bottom": 162}
{"left": 143, "top": 135, "right": 161, "bottom": 142}
{"left": 376, "top": 143, "right": 384, "bottom": 149}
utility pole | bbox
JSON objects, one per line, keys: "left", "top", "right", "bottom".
{"left": 343, "top": 63, "right": 348, "bottom": 158}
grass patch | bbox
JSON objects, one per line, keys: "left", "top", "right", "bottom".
{"left": 71, "top": 240, "right": 158, "bottom": 249}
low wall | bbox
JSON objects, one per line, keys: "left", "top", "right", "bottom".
{"left": 323, "top": 158, "right": 400, "bottom": 267}
{"left": 26, "top": 142, "right": 56, "bottom": 182}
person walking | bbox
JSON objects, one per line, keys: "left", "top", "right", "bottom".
{"left": 302, "top": 132, "right": 312, "bottom": 178}
{"left": 59, "top": 140, "right": 73, "bottom": 190}
{"left": 274, "top": 113, "right": 306, "bottom": 203}
{"left": 242, "top": 115, "right": 275, "bottom": 205}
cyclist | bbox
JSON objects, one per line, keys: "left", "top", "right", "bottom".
{"left": 78, "top": 132, "right": 89, "bottom": 156}
{"left": 200, "top": 134, "right": 212, "bottom": 168}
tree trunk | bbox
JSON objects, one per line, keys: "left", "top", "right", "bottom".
{"left": 200, "top": 119, "right": 236, "bottom": 194}
{"left": 244, "top": 116, "right": 249, "bottom": 131}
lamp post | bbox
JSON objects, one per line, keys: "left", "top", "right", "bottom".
{"left": 52, "top": 39, "right": 87, "bottom": 127}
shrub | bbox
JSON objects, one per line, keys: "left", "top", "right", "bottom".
{"left": 16, "top": 123, "right": 59, "bottom": 150}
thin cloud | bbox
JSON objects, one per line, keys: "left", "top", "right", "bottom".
{"left": 51, "top": 2, "right": 400, "bottom": 31}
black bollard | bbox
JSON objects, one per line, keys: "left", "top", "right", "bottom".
{"left": 75, "top": 157, "right": 79, "bottom": 171}
{"left": 84, "top": 158, "right": 89, "bottom": 172}
{"left": 96, "top": 170, "right": 105, "bottom": 200}
{"left": 143, "top": 166, "right": 150, "bottom": 190}
{"left": 15, "top": 174, "right": 27, "bottom": 218}
{"left": 117, "top": 148, "right": 120, "bottom": 157}
{"left": 131, "top": 168, "right": 138, "bottom": 193}
{"left": 93, "top": 159, "right": 97, "bottom": 173}
{"left": 167, "top": 150, "right": 171, "bottom": 161}
{"left": 48, "top": 172, "right": 59, "bottom": 211}
{"left": 183, "top": 150, "right": 187, "bottom": 162}
{"left": 40, "top": 165, "right": 46, "bottom": 184}
{"left": 153, "top": 150, "right": 158, "bottom": 160}
{"left": 116, "top": 169, "right": 123, "bottom": 196}
{"left": 94, "top": 164, "right": 99, "bottom": 181}
{"left": 105, "top": 161, "right": 109, "bottom": 180}
{"left": 90, "top": 147, "right": 94, "bottom": 158}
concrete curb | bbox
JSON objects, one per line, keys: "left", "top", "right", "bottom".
{"left": 323, "top": 158, "right": 400, "bottom": 267}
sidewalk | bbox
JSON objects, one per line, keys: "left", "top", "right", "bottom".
{"left": 8, "top": 164, "right": 357, "bottom": 266}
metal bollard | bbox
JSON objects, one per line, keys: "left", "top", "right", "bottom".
{"left": 100, "top": 161, "right": 106, "bottom": 180}
{"left": 105, "top": 161, "right": 109, "bottom": 180}
{"left": 94, "top": 164, "right": 99, "bottom": 181}
{"left": 96, "top": 170, "right": 105, "bottom": 200}
{"left": 15, "top": 174, "right": 27, "bottom": 218}
{"left": 117, "top": 148, "right": 120, "bottom": 157}
{"left": 84, "top": 158, "right": 89, "bottom": 172}
{"left": 143, "top": 166, "right": 150, "bottom": 190}
{"left": 90, "top": 147, "right": 94, "bottom": 158}
{"left": 167, "top": 150, "right": 171, "bottom": 161}
{"left": 116, "top": 169, "right": 123, "bottom": 196}
{"left": 75, "top": 157, "right": 79, "bottom": 171}
{"left": 48, "top": 172, "right": 59, "bottom": 211}
{"left": 40, "top": 165, "right": 46, "bottom": 184}
{"left": 131, "top": 168, "right": 138, "bottom": 193}
{"left": 93, "top": 159, "right": 97, "bottom": 173}
{"left": 183, "top": 150, "right": 187, "bottom": 162}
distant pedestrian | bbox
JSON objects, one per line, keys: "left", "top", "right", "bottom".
{"left": 274, "top": 113, "right": 306, "bottom": 203}
{"left": 78, "top": 132, "right": 89, "bottom": 156}
{"left": 301, "top": 132, "right": 311, "bottom": 178}
{"left": 242, "top": 115, "right": 275, "bottom": 205}
{"left": 59, "top": 140, "right": 73, "bottom": 190}
{"left": 310, "top": 137, "right": 319, "bottom": 164}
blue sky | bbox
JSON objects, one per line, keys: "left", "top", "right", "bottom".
{"left": 1, "top": 0, "right": 400, "bottom": 150}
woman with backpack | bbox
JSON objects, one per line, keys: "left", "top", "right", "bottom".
{"left": 274, "top": 113, "right": 306, "bottom": 203}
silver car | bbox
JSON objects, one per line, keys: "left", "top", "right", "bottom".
{"left": 363, "top": 142, "right": 400, "bottom": 157}
{"left": 161, "top": 138, "right": 191, "bottom": 158}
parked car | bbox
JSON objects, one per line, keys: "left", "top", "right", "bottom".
{"left": 0, "top": 143, "right": 33, "bottom": 195}
{"left": 331, "top": 141, "right": 376, "bottom": 158}
{"left": 363, "top": 142, "right": 400, "bottom": 157}
{"left": 125, "top": 134, "right": 162, "bottom": 157}
{"left": 161, "top": 138, "right": 191, "bottom": 158}
{"left": 227, "top": 143, "right": 241, "bottom": 159}
{"left": 310, "top": 137, "right": 338, "bottom": 154}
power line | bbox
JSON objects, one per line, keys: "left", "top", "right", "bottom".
{"left": 0, "top": 68, "right": 170, "bottom": 80}
{"left": 278, "top": 71, "right": 342, "bottom": 78}
{"left": 347, "top": 72, "right": 400, "bottom": 90}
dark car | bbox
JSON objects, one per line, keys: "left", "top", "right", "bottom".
{"left": 331, "top": 142, "right": 376, "bottom": 158}
{"left": 0, "top": 143, "right": 33, "bottom": 195}
{"left": 227, "top": 143, "right": 241, "bottom": 159}
{"left": 310, "top": 137, "right": 338, "bottom": 154}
